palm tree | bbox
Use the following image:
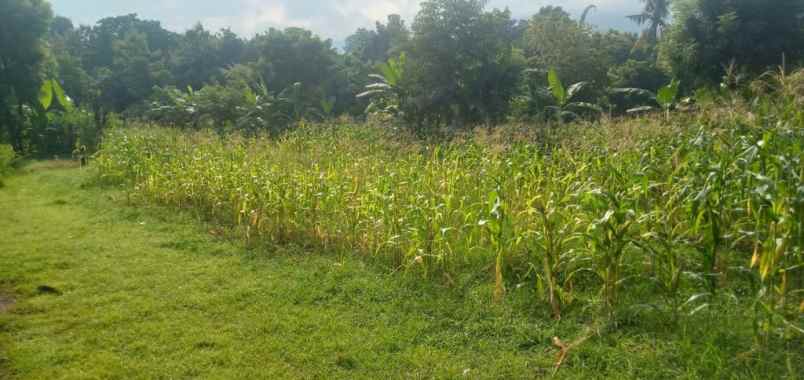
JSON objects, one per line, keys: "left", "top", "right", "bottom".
{"left": 627, "top": 0, "right": 670, "bottom": 44}
{"left": 580, "top": 4, "right": 597, "bottom": 26}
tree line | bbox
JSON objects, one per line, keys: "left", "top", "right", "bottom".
{"left": 1, "top": 0, "right": 803, "bottom": 154}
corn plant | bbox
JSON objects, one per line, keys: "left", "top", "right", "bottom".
{"left": 481, "top": 181, "right": 512, "bottom": 303}
{"left": 582, "top": 156, "right": 640, "bottom": 313}
{"left": 93, "top": 92, "right": 804, "bottom": 341}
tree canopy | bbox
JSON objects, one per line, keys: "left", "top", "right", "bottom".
{"left": 2, "top": 0, "right": 804, "bottom": 154}
{"left": 661, "top": 0, "right": 804, "bottom": 86}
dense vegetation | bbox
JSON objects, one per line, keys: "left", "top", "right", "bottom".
{"left": 1, "top": 0, "right": 803, "bottom": 377}
{"left": 95, "top": 86, "right": 803, "bottom": 346}
{"left": 0, "top": 162, "right": 795, "bottom": 378}
{"left": 2, "top": 0, "right": 804, "bottom": 154}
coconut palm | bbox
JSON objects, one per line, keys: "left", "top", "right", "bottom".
{"left": 580, "top": 4, "right": 597, "bottom": 26}
{"left": 627, "top": 0, "right": 670, "bottom": 44}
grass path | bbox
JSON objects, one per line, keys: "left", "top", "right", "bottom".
{"left": 0, "top": 163, "right": 799, "bottom": 379}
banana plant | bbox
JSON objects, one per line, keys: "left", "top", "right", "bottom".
{"left": 277, "top": 82, "right": 318, "bottom": 122}
{"left": 39, "top": 79, "right": 73, "bottom": 112}
{"left": 357, "top": 53, "right": 407, "bottom": 116}
{"left": 320, "top": 97, "right": 336, "bottom": 118}
{"left": 545, "top": 69, "right": 602, "bottom": 123}
{"left": 608, "top": 87, "right": 657, "bottom": 115}
{"left": 34, "top": 79, "right": 76, "bottom": 150}
{"left": 656, "top": 79, "right": 680, "bottom": 121}
{"left": 609, "top": 80, "right": 680, "bottom": 119}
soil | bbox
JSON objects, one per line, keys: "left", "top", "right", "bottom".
{"left": 0, "top": 294, "right": 13, "bottom": 313}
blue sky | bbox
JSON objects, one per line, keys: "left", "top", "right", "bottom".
{"left": 50, "top": 0, "right": 643, "bottom": 40}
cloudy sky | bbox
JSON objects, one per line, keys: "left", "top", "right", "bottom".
{"left": 50, "top": 0, "right": 643, "bottom": 41}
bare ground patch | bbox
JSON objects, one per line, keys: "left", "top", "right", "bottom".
{"left": 23, "top": 160, "right": 80, "bottom": 172}
{"left": 0, "top": 294, "right": 13, "bottom": 313}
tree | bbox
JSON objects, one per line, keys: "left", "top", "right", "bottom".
{"left": 97, "top": 31, "right": 171, "bottom": 113}
{"left": 627, "top": 0, "right": 671, "bottom": 46}
{"left": 660, "top": 0, "right": 804, "bottom": 87}
{"left": 171, "top": 25, "right": 244, "bottom": 90}
{"left": 83, "top": 14, "right": 177, "bottom": 72}
{"left": 525, "top": 7, "right": 609, "bottom": 88}
{"left": 244, "top": 27, "right": 338, "bottom": 108}
{"left": 0, "top": 0, "right": 53, "bottom": 152}
{"left": 608, "top": 59, "right": 668, "bottom": 91}
{"left": 49, "top": 18, "right": 97, "bottom": 108}
{"left": 345, "top": 15, "right": 410, "bottom": 63}
{"left": 408, "top": 0, "right": 523, "bottom": 128}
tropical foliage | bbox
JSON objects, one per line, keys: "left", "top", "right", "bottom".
{"left": 4, "top": 0, "right": 804, "bottom": 154}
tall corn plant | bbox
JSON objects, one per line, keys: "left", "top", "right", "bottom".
{"left": 740, "top": 128, "right": 804, "bottom": 340}
{"left": 631, "top": 144, "right": 695, "bottom": 319}
{"left": 481, "top": 182, "right": 513, "bottom": 303}
{"left": 524, "top": 167, "right": 586, "bottom": 319}
{"left": 583, "top": 158, "right": 639, "bottom": 313}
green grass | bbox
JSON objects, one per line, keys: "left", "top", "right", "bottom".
{"left": 0, "top": 162, "right": 801, "bottom": 379}
{"left": 0, "top": 144, "right": 15, "bottom": 189}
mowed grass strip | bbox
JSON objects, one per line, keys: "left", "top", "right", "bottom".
{"left": 0, "top": 164, "right": 799, "bottom": 379}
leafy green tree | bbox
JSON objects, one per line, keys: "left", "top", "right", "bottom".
{"left": 525, "top": 7, "right": 609, "bottom": 88}
{"left": 245, "top": 28, "right": 337, "bottom": 94}
{"left": 0, "top": 0, "right": 53, "bottom": 151}
{"left": 345, "top": 15, "right": 410, "bottom": 63}
{"left": 97, "top": 31, "right": 171, "bottom": 113}
{"left": 408, "top": 0, "right": 523, "bottom": 128}
{"left": 84, "top": 14, "right": 177, "bottom": 72}
{"left": 171, "top": 24, "right": 244, "bottom": 90}
{"left": 656, "top": 79, "right": 680, "bottom": 118}
{"left": 243, "top": 27, "right": 339, "bottom": 114}
{"left": 331, "top": 54, "right": 373, "bottom": 116}
{"left": 660, "top": 0, "right": 804, "bottom": 87}
{"left": 49, "top": 18, "right": 97, "bottom": 108}
{"left": 608, "top": 59, "right": 668, "bottom": 91}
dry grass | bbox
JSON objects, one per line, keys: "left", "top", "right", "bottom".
{"left": 22, "top": 160, "right": 80, "bottom": 172}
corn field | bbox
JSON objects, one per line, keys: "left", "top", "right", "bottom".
{"left": 95, "top": 101, "right": 803, "bottom": 340}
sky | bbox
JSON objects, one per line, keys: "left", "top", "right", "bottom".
{"left": 49, "top": 0, "right": 644, "bottom": 42}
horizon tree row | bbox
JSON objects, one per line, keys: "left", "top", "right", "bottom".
{"left": 2, "top": 0, "right": 804, "bottom": 153}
